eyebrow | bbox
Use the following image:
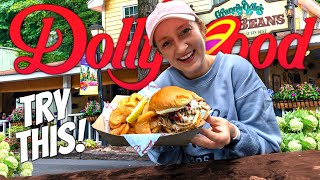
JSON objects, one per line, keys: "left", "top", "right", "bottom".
{"left": 156, "top": 22, "right": 190, "bottom": 44}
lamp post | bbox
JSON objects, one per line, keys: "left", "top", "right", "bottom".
{"left": 89, "top": 24, "right": 104, "bottom": 111}
{"left": 285, "top": 0, "right": 296, "bottom": 33}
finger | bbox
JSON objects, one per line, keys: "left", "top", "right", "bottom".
{"left": 205, "top": 116, "right": 222, "bottom": 125}
{"left": 200, "top": 128, "right": 220, "bottom": 142}
{"left": 206, "top": 116, "right": 228, "bottom": 132}
{"left": 200, "top": 127, "right": 230, "bottom": 146}
{"left": 191, "top": 134, "right": 222, "bottom": 149}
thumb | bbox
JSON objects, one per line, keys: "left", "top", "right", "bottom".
{"left": 205, "top": 116, "right": 220, "bottom": 125}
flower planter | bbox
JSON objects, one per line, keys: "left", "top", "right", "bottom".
{"left": 11, "top": 122, "right": 24, "bottom": 126}
{"left": 86, "top": 116, "right": 99, "bottom": 123}
{"left": 273, "top": 99, "right": 320, "bottom": 109}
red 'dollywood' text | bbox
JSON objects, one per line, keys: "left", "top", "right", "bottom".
{"left": 9, "top": 4, "right": 316, "bottom": 90}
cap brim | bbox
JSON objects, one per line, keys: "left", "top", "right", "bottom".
{"left": 149, "top": 14, "right": 196, "bottom": 47}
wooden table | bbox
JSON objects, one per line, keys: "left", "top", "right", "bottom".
{"left": 17, "top": 151, "right": 320, "bottom": 179}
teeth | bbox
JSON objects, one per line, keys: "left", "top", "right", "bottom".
{"left": 179, "top": 51, "right": 193, "bottom": 60}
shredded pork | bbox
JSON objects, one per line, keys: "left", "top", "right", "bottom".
{"left": 158, "top": 100, "right": 211, "bottom": 133}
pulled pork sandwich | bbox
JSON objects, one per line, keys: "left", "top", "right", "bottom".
{"left": 149, "top": 86, "right": 211, "bottom": 133}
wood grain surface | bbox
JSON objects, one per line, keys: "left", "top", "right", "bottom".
{"left": 13, "top": 150, "right": 320, "bottom": 180}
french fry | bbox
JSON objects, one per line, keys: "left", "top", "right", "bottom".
{"left": 110, "top": 123, "right": 127, "bottom": 135}
{"left": 118, "top": 97, "right": 130, "bottom": 108}
{"left": 130, "top": 93, "right": 143, "bottom": 102}
{"left": 109, "top": 93, "right": 164, "bottom": 135}
{"left": 125, "top": 101, "right": 138, "bottom": 108}
{"left": 127, "top": 127, "right": 136, "bottom": 134}
{"left": 109, "top": 122, "right": 122, "bottom": 129}
{"left": 134, "top": 121, "right": 151, "bottom": 134}
{"left": 109, "top": 108, "right": 131, "bottom": 125}
{"left": 120, "top": 123, "right": 130, "bottom": 135}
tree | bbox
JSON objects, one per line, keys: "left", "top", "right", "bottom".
{"left": 0, "top": 0, "right": 101, "bottom": 64}
{"left": 137, "top": 0, "right": 158, "bottom": 82}
{"left": 0, "top": 0, "right": 44, "bottom": 48}
{"left": 42, "top": 0, "right": 101, "bottom": 58}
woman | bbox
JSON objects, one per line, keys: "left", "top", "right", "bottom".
{"left": 145, "top": 1, "right": 281, "bottom": 164}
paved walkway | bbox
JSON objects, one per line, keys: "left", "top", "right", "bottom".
{"left": 48, "top": 146, "right": 150, "bottom": 161}
{"left": 32, "top": 159, "right": 154, "bottom": 176}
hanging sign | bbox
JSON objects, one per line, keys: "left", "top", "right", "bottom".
{"left": 79, "top": 55, "right": 98, "bottom": 95}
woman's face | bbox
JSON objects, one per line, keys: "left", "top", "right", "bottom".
{"left": 154, "top": 18, "right": 209, "bottom": 79}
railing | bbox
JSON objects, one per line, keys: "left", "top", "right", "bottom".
{"left": 67, "top": 113, "right": 101, "bottom": 143}
{"left": 0, "top": 120, "right": 11, "bottom": 137}
{"left": 273, "top": 100, "right": 320, "bottom": 116}
{"left": 1, "top": 114, "right": 101, "bottom": 143}
{"left": 0, "top": 46, "right": 17, "bottom": 71}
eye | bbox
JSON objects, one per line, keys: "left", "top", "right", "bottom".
{"left": 162, "top": 41, "right": 170, "bottom": 48}
{"left": 181, "top": 28, "right": 191, "bottom": 35}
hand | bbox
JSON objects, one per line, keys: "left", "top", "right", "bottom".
{"left": 191, "top": 116, "right": 236, "bottom": 149}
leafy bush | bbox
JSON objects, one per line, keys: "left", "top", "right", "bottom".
{"left": 8, "top": 107, "right": 24, "bottom": 123}
{"left": 296, "top": 82, "right": 319, "bottom": 100}
{"left": 80, "top": 100, "right": 101, "bottom": 118}
{"left": 8, "top": 108, "right": 36, "bottom": 123}
{"left": 0, "top": 132, "right": 33, "bottom": 177}
{"left": 273, "top": 82, "right": 320, "bottom": 101}
{"left": 57, "top": 140, "right": 68, "bottom": 147}
{"left": 5, "top": 126, "right": 31, "bottom": 151}
{"left": 83, "top": 139, "right": 97, "bottom": 149}
{"left": 6, "top": 125, "right": 30, "bottom": 137}
{"left": 277, "top": 108, "right": 320, "bottom": 152}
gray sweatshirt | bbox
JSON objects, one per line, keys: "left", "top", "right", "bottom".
{"left": 148, "top": 52, "right": 281, "bottom": 164}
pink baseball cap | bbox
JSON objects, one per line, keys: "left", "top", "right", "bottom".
{"left": 146, "top": 1, "right": 196, "bottom": 47}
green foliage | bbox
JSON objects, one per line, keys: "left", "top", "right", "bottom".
{"left": 287, "top": 140, "right": 302, "bottom": 152}
{"left": 273, "top": 82, "right": 320, "bottom": 101}
{"left": 0, "top": 141, "right": 10, "bottom": 151}
{"left": 273, "top": 84, "right": 298, "bottom": 101}
{"left": 296, "top": 82, "right": 319, "bottom": 100}
{"left": 0, "top": 133, "right": 33, "bottom": 177}
{"left": 0, "top": 163, "right": 9, "bottom": 174}
{"left": 4, "top": 156, "right": 18, "bottom": 169}
{"left": 80, "top": 100, "right": 101, "bottom": 117}
{"left": 8, "top": 107, "right": 24, "bottom": 123}
{"left": 7, "top": 138, "right": 20, "bottom": 151}
{"left": 278, "top": 109, "right": 320, "bottom": 152}
{"left": 0, "top": 150, "right": 9, "bottom": 162}
{"left": 21, "top": 162, "right": 33, "bottom": 172}
{"left": 83, "top": 139, "right": 97, "bottom": 149}
{"left": 20, "top": 169, "right": 32, "bottom": 176}
{"left": 289, "top": 117, "right": 303, "bottom": 132}
{"left": 57, "top": 140, "right": 68, "bottom": 147}
{"left": 301, "top": 137, "right": 317, "bottom": 150}
{"left": 0, "top": 133, "right": 5, "bottom": 142}
{"left": 6, "top": 125, "right": 30, "bottom": 137}
{"left": 0, "top": 0, "right": 101, "bottom": 64}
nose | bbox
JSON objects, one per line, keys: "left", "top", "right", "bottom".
{"left": 175, "top": 40, "right": 188, "bottom": 56}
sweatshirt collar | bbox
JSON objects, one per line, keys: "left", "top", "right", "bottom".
{"left": 170, "top": 52, "right": 224, "bottom": 87}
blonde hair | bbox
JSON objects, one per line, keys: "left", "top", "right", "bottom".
{"left": 195, "top": 16, "right": 207, "bottom": 35}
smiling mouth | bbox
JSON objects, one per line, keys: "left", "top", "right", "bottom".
{"left": 178, "top": 50, "right": 195, "bottom": 61}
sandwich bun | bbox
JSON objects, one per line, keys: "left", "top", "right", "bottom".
{"left": 149, "top": 86, "right": 211, "bottom": 133}
{"left": 149, "top": 86, "right": 198, "bottom": 113}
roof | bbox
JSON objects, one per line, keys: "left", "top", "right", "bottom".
{"left": 0, "top": 60, "right": 68, "bottom": 76}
